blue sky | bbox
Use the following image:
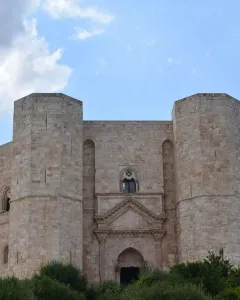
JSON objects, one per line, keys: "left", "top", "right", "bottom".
{"left": 0, "top": 0, "right": 240, "bottom": 145}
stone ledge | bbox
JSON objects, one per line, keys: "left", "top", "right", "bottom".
{"left": 10, "top": 195, "right": 83, "bottom": 202}
{"left": 176, "top": 193, "right": 240, "bottom": 204}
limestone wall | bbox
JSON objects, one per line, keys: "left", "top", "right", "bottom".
{"left": 4, "top": 92, "right": 240, "bottom": 280}
{"left": 0, "top": 142, "right": 12, "bottom": 276}
{"left": 83, "top": 121, "right": 173, "bottom": 194}
{"left": 8, "top": 93, "right": 83, "bottom": 278}
{"left": 173, "top": 93, "right": 240, "bottom": 265}
{"left": 83, "top": 121, "right": 177, "bottom": 279}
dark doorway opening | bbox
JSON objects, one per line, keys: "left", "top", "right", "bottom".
{"left": 120, "top": 267, "right": 140, "bottom": 285}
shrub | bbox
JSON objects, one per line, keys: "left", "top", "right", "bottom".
{"left": 215, "top": 288, "right": 238, "bottom": 300}
{"left": 170, "top": 249, "right": 233, "bottom": 296}
{"left": 94, "top": 280, "right": 123, "bottom": 300}
{"left": 85, "top": 283, "right": 97, "bottom": 300}
{"left": 39, "top": 261, "right": 87, "bottom": 293}
{"left": 120, "top": 281, "right": 212, "bottom": 300}
{"left": 228, "top": 268, "right": 240, "bottom": 288}
{"left": 137, "top": 268, "right": 183, "bottom": 288}
{"left": 138, "top": 268, "right": 170, "bottom": 285}
{"left": 0, "top": 277, "right": 35, "bottom": 300}
{"left": 33, "top": 275, "right": 85, "bottom": 300}
{"left": 74, "top": 280, "right": 122, "bottom": 300}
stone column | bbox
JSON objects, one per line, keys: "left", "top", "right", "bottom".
{"left": 152, "top": 229, "right": 166, "bottom": 268}
{"left": 95, "top": 230, "right": 110, "bottom": 282}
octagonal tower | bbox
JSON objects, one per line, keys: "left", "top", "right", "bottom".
{"left": 173, "top": 93, "right": 240, "bottom": 264}
{"left": 9, "top": 93, "right": 83, "bottom": 277}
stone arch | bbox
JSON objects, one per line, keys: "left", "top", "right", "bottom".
{"left": 120, "top": 167, "right": 139, "bottom": 193}
{"left": 83, "top": 138, "right": 96, "bottom": 148}
{"left": 117, "top": 247, "right": 144, "bottom": 268}
{"left": 1, "top": 186, "right": 11, "bottom": 212}
{"left": 115, "top": 247, "right": 145, "bottom": 284}
{"left": 162, "top": 139, "right": 174, "bottom": 159}
{"left": 3, "top": 245, "right": 8, "bottom": 264}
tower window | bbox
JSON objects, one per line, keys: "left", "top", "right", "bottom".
{"left": 121, "top": 168, "right": 138, "bottom": 193}
{"left": 123, "top": 178, "right": 136, "bottom": 193}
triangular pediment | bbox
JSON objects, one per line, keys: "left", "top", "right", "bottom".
{"left": 94, "top": 197, "right": 165, "bottom": 226}
{"left": 110, "top": 209, "right": 151, "bottom": 230}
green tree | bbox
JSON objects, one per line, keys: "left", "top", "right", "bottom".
{"left": 33, "top": 275, "right": 85, "bottom": 300}
{"left": 39, "top": 261, "right": 87, "bottom": 293}
{"left": 170, "top": 248, "right": 234, "bottom": 296}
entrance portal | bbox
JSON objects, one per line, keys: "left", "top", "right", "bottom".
{"left": 115, "top": 248, "right": 144, "bottom": 284}
{"left": 120, "top": 267, "right": 140, "bottom": 285}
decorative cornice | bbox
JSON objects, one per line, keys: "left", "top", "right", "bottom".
{"left": 94, "top": 228, "right": 166, "bottom": 239}
{"left": 108, "top": 229, "right": 153, "bottom": 238}
{"left": 151, "top": 229, "right": 166, "bottom": 242}
{"left": 94, "top": 197, "right": 166, "bottom": 226}
{"left": 95, "top": 192, "right": 164, "bottom": 197}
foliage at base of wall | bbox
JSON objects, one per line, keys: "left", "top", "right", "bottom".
{"left": 1, "top": 250, "right": 240, "bottom": 300}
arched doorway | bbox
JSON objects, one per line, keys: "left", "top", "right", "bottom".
{"left": 120, "top": 267, "right": 139, "bottom": 285}
{"left": 115, "top": 248, "right": 144, "bottom": 285}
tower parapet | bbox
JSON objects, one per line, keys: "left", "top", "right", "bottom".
{"left": 173, "top": 93, "right": 240, "bottom": 264}
{"left": 9, "top": 93, "right": 83, "bottom": 277}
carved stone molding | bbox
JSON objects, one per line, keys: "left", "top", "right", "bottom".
{"left": 151, "top": 229, "right": 166, "bottom": 242}
{"left": 108, "top": 229, "right": 152, "bottom": 238}
{"left": 94, "top": 197, "right": 166, "bottom": 227}
{"left": 94, "top": 229, "right": 166, "bottom": 240}
{"left": 95, "top": 192, "right": 164, "bottom": 197}
{"left": 94, "top": 229, "right": 110, "bottom": 244}
{"left": 94, "top": 229, "right": 110, "bottom": 282}
{"left": 151, "top": 229, "right": 166, "bottom": 268}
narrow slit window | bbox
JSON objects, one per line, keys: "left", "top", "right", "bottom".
{"left": 3, "top": 245, "right": 8, "bottom": 264}
{"left": 2, "top": 188, "right": 10, "bottom": 212}
{"left": 6, "top": 196, "right": 10, "bottom": 212}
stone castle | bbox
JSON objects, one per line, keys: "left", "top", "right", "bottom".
{"left": 1, "top": 93, "right": 240, "bottom": 283}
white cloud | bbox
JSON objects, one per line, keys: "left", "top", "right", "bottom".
{"left": 72, "top": 28, "right": 104, "bottom": 40}
{"left": 0, "top": 0, "right": 112, "bottom": 116}
{"left": 42, "top": 0, "right": 114, "bottom": 24}
{"left": 167, "top": 57, "right": 183, "bottom": 65}
{"left": 0, "top": 0, "right": 38, "bottom": 46}
{"left": 0, "top": 5, "right": 71, "bottom": 115}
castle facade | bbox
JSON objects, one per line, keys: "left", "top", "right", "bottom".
{"left": 1, "top": 93, "right": 240, "bottom": 282}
